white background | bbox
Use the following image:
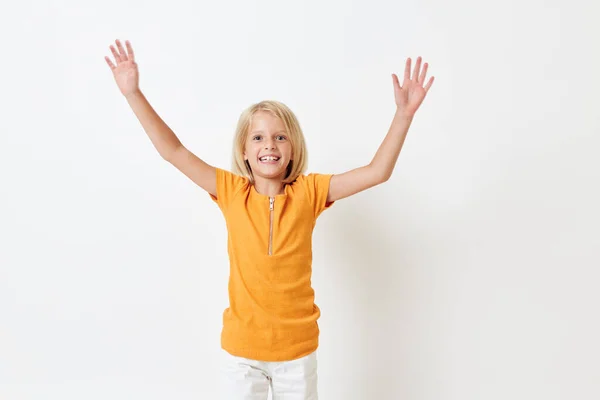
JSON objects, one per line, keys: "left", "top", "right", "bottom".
{"left": 1, "top": 0, "right": 599, "bottom": 399}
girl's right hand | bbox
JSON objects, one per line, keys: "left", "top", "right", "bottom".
{"left": 105, "top": 39, "right": 139, "bottom": 97}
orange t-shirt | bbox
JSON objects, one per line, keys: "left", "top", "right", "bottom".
{"left": 210, "top": 168, "right": 334, "bottom": 361}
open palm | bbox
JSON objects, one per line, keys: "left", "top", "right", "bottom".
{"left": 105, "top": 39, "right": 139, "bottom": 97}
{"left": 392, "top": 56, "right": 434, "bottom": 117}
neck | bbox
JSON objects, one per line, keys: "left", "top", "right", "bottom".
{"left": 253, "top": 176, "right": 285, "bottom": 197}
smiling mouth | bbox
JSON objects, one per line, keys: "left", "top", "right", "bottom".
{"left": 259, "top": 156, "right": 280, "bottom": 162}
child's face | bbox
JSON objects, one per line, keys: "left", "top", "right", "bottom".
{"left": 244, "top": 111, "right": 293, "bottom": 181}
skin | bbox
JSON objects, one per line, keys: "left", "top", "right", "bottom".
{"left": 105, "top": 39, "right": 434, "bottom": 202}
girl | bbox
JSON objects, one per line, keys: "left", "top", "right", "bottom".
{"left": 105, "top": 39, "right": 434, "bottom": 400}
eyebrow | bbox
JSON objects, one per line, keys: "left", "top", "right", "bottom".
{"left": 250, "top": 130, "right": 287, "bottom": 134}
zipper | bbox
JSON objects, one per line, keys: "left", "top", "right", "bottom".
{"left": 268, "top": 197, "right": 275, "bottom": 255}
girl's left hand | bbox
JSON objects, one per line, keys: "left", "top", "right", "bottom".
{"left": 392, "top": 56, "right": 434, "bottom": 117}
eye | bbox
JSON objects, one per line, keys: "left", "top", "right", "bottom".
{"left": 252, "top": 135, "right": 262, "bottom": 141}
{"left": 276, "top": 135, "right": 287, "bottom": 141}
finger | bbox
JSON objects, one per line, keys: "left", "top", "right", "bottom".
{"left": 403, "top": 58, "right": 411, "bottom": 85}
{"left": 116, "top": 39, "right": 128, "bottom": 61}
{"left": 105, "top": 56, "right": 116, "bottom": 70}
{"left": 412, "top": 56, "right": 422, "bottom": 82}
{"left": 110, "top": 45, "right": 121, "bottom": 63}
{"left": 125, "top": 40, "right": 135, "bottom": 62}
{"left": 424, "top": 76, "right": 435, "bottom": 92}
{"left": 419, "top": 62, "right": 428, "bottom": 85}
{"left": 392, "top": 73, "right": 400, "bottom": 88}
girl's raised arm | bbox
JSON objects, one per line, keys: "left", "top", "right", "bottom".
{"left": 105, "top": 39, "right": 216, "bottom": 197}
{"left": 326, "top": 56, "right": 434, "bottom": 203}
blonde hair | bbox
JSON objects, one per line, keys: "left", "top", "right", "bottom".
{"left": 232, "top": 100, "right": 308, "bottom": 184}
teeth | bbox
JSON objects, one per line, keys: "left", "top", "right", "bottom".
{"left": 260, "top": 156, "right": 279, "bottom": 161}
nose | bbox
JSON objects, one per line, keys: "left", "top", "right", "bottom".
{"left": 264, "top": 138, "right": 276, "bottom": 150}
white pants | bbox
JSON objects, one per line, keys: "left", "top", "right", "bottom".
{"left": 220, "top": 349, "right": 318, "bottom": 399}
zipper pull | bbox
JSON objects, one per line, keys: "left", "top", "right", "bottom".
{"left": 269, "top": 197, "right": 274, "bottom": 210}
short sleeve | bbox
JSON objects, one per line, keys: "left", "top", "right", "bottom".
{"left": 209, "top": 168, "right": 248, "bottom": 213}
{"left": 299, "top": 173, "right": 335, "bottom": 218}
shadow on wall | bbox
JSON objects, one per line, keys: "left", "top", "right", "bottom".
{"left": 321, "top": 186, "right": 436, "bottom": 399}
